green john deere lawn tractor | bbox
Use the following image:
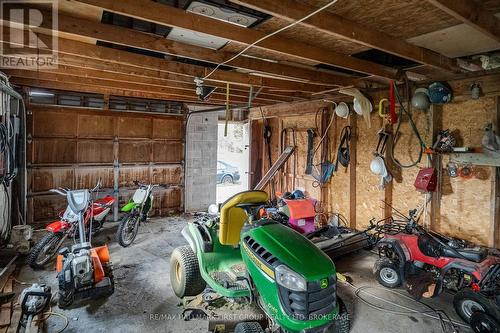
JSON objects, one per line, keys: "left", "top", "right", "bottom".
{"left": 170, "top": 190, "right": 350, "bottom": 333}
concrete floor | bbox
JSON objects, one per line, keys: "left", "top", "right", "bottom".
{"left": 18, "top": 216, "right": 472, "bottom": 333}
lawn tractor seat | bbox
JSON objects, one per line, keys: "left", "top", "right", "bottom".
{"left": 219, "top": 190, "right": 268, "bottom": 246}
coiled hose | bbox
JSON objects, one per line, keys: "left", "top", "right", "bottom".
{"left": 390, "top": 81, "right": 427, "bottom": 169}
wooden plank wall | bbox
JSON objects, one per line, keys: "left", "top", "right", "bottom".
{"left": 27, "top": 104, "right": 184, "bottom": 227}
{"left": 251, "top": 92, "right": 500, "bottom": 247}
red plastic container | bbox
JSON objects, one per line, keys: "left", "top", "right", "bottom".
{"left": 414, "top": 167, "right": 438, "bottom": 192}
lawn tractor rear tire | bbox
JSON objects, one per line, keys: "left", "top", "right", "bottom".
{"left": 234, "top": 322, "right": 264, "bottom": 333}
{"left": 453, "top": 288, "right": 500, "bottom": 324}
{"left": 170, "top": 246, "right": 206, "bottom": 298}
{"left": 470, "top": 311, "right": 500, "bottom": 333}
{"left": 334, "top": 297, "right": 351, "bottom": 333}
{"left": 373, "top": 257, "right": 402, "bottom": 288}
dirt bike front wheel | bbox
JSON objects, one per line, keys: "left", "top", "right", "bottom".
{"left": 27, "top": 232, "right": 64, "bottom": 269}
{"left": 116, "top": 213, "right": 140, "bottom": 247}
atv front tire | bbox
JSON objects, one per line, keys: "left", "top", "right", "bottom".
{"left": 234, "top": 322, "right": 264, "bottom": 333}
{"left": 170, "top": 246, "right": 206, "bottom": 298}
{"left": 27, "top": 232, "right": 63, "bottom": 269}
{"left": 453, "top": 288, "right": 500, "bottom": 323}
{"left": 334, "top": 297, "right": 351, "bottom": 333}
{"left": 373, "top": 257, "right": 402, "bottom": 288}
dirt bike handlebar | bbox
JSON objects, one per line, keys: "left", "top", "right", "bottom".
{"left": 133, "top": 181, "right": 160, "bottom": 189}
{"left": 49, "top": 188, "right": 68, "bottom": 196}
{"left": 50, "top": 180, "right": 101, "bottom": 197}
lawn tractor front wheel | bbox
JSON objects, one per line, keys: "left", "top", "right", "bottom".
{"left": 334, "top": 297, "right": 351, "bottom": 333}
{"left": 170, "top": 246, "right": 206, "bottom": 298}
{"left": 234, "top": 322, "right": 265, "bottom": 333}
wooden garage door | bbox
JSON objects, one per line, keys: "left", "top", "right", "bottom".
{"left": 27, "top": 104, "right": 184, "bottom": 227}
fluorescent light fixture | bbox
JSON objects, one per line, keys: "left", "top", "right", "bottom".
{"left": 29, "top": 90, "right": 54, "bottom": 97}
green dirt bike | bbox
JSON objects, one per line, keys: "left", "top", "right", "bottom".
{"left": 116, "top": 181, "right": 158, "bottom": 247}
{"left": 170, "top": 190, "right": 350, "bottom": 333}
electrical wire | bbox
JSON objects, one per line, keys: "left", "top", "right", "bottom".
{"left": 312, "top": 105, "right": 336, "bottom": 159}
{"left": 202, "top": 0, "right": 339, "bottom": 80}
{"left": 36, "top": 311, "right": 69, "bottom": 333}
{"left": 343, "top": 281, "right": 466, "bottom": 332}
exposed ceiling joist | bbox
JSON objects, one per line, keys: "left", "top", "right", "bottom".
{"left": 2, "top": 64, "right": 293, "bottom": 103}
{"left": 2, "top": 8, "right": 358, "bottom": 87}
{"left": 54, "top": 54, "right": 310, "bottom": 100}
{"left": 425, "top": 0, "right": 500, "bottom": 43}
{"left": 230, "top": 0, "right": 459, "bottom": 72}
{"left": 53, "top": 13, "right": 357, "bottom": 87}
{"left": 0, "top": 22, "right": 332, "bottom": 94}
{"left": 75, "top": 0, "right": 399, "bottom": 79}
{"left": 4, "top": 70, "right": 273, "bottom": 105}
{"left": 14, "top": 78, "right": 227, "bottom": 105}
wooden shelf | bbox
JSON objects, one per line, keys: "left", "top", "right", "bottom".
{"left": 450, "top": 151, "right": 500, "bottom": 167}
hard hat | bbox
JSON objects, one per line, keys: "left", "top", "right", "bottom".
{"left": 428, "top": 82, "right": 453, "bottom": 104}
{"left": 370, "top": 156, "right": 388, "bottom": 178}
{"left": 411, "top": 88, "right": 430, "bottom": 110}
{"left": 335, "top": 102, "right": 349, "bottom": 118}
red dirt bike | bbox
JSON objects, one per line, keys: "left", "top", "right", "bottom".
{"left": 374, "top": 208, "right": 500, "bottom": 332}
{"left": 27, "top": 182, "right": 115, "bottom": 269}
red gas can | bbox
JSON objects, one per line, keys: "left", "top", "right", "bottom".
{"left": 414, "top": 167, "right": 438, "bottom": 192}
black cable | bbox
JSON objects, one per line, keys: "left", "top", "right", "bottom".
{"left": 390, "top": 80, "right": 427, "bottom": 169}
{"left": 0, "top": 121, "right": 16, "bottom": 185}
{"left": 259, "top": 107, "right": 275, "bottom": 197}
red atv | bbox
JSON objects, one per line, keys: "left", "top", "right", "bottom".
{"left": 27, "top": 182, "right": 115, "bottom": 269}
{"left": 374, "top": 209, "right": 500, "bottom": 332}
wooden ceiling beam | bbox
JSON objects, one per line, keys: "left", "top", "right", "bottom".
{"left": 2, "top": 8, "right": 357, "bottom": 87}
{"left": 5, "top": 71, "right": 271, "bottom": 105}
{"left": 425, "top": 0, "right": 500, "bottom": 43}
{"left": 7, "top": 22, "right": 336, "bottom": 93}
{"left": 53, "top": 14, "right": 356, "bottom": 86}
{"left": 55, "top": 54, "right": 310, "bottom": 100}
{"left": 230, "top": 0, "right": 459, "bottom": 72}
{"left": 12, "top": 78, "right": 226, "bottom": 105}
{"left": 2, "top": 64, "right": 293, "bottom": 103}
{"left": 75, "top": 0, "right": 399, "bottom": 79}
{"left": 54, "top": 39, "right": 333, "bottom": 93}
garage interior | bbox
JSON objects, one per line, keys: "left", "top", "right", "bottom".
{"left": 0, "top": 0, "right": 500, "bottom": 332}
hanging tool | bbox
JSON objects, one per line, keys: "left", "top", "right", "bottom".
{"left": 378, "top": 99, "right": 388, "bottom": 118}
{"left": 305, "top": 129, "right": 316, "bottom": 175}
{"left": 336, "top": 126, "right": 352, "bottom": 169}
{"left": 375, "top": 129, "right": 390, "bottom": 156}
{"left": 390, "top": 80, "right": 427, "bottom": 169}
{"left": 371, "top": 129, "right": 392, "bottom": 189}
{"left": 389, "top": 80, "right": 398, "bottom": 124}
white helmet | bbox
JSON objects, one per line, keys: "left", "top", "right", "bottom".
{"left": 335, "top": 102, "right": 350, "bottom": 118}
{"left": 370, "top": 156, "right": 388, "bottom": 178}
